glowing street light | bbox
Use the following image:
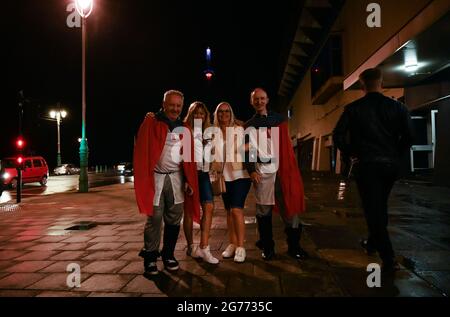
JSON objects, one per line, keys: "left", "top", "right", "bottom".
{"left": 75, "top": 0, "right": 93, "bottom": 18}
{"left": 75, "top": 0, "right": 93, "bottom": 192}
{"left": 204, "top": 47, "right": 215, "bottom": 81}
{"left": 50, "top": 107, "right": 68, "bottom": 167}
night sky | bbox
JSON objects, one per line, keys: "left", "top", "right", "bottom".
{"left": 3, "top": 0, "right": 297, "bottom": 167}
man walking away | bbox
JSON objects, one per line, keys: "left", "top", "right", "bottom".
{"left": 333, "top": 68, "right": 413, "bottom": 273}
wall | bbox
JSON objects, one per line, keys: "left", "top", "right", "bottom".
{"left": 406, "top": 82, "right": 450, "bottom": 110}
{"left": 288, "top": 0, "right": 436, "bottom": 172}
{"left": 340, "top": 0, "right": 433, "bottom": 76}
{"left": 434, "top": 99, "right": 450, "bottom": 187}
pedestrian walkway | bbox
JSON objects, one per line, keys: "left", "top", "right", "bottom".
{"left": 0, "top": 174, "right": 448, "bottom": 297}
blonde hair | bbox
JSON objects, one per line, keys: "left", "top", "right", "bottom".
{"left": 183, "top": 101, "right": 211, "bottom": 130}
{"left": 213, "top": 102, "right": 236, "bottom": 127}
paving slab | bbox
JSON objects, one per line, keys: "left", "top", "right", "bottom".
{"left": 0, "top": 177, "right": 448, "bottom": 297}
{"left": 0, "top": 273, "right": 47, "bottom": 289}
{"left": 3, "top": 261, "right": 55, "bottom": 273}
{"left": 75, "top": 274, "right": 134, "bottom": 292}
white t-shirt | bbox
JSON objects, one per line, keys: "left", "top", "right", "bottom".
{"left": 153, "top": 132, "right": 184, "bottom": 206}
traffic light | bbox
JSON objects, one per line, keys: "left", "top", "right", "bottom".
{"left": 15, "top": 136, "right": 25, "bottom": 169}
{"left": 16, "top": 137, "right": 25, "bottom": 149}
{"left": 16, "top": 155, "right": 24, "bottom": 168}
{"left": 14, "top": 136, "right": 26, "bottom": 203}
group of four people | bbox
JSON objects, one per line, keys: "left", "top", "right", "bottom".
{"left": 134, "top": 88, "right": 308, "bottom": 276}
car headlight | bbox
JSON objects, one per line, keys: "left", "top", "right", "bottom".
{"left": 2, "top": 172, "right": 10, "bottom": 180}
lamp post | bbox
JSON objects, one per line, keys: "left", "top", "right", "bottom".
{"left": 75, "top": 0, "right": 93, "bottom": 193}
{"left": 50, "top": 107, "right": 68, "bottom": 167}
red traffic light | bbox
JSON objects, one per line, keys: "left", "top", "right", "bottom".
{"left": 17, "top": 156, "right": 24, "bottom": 165}
{"left": 16, "top": 138, "right": 25, "bottom": 149}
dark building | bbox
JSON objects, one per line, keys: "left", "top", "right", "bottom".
{"left": 275, "top": 0, "right": 450, "bottom": 186}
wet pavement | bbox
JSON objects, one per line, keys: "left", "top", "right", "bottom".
{"left": 0, "top": 173, "right": 134, "bottom": 204}
{"left": 303, "top": 173, "right": 450, "bottom": 297}
{"left": 0, "top": 173, "right": 448, "bottom": 297}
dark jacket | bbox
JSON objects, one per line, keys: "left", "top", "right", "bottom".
{"left": 333, "top": 92, "right": 413, "bottom": 164}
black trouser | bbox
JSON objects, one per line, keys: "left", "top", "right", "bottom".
{"left": 355, "top": 162, "right": 398, "bottom": 265}
{"left": 256, "top": 176, "right": 303, "bottom": 252}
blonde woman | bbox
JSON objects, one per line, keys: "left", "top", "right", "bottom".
{"left": 183, "top": 102, "right": 219, "bottom": 264}
{"left": 211, "top": 102, "right": 251, "bottom": 263}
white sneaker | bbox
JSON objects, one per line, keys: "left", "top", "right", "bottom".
{"left": 195, "top": 246, "right": 219, "bottom": 264}
{"left": 234, "top": 247, "right": 246, "bottom": 263}
{"left": 222, "top": 244, "right": 236, "bottom": 259}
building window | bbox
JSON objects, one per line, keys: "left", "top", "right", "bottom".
{"left": 311, "top": 34, "right": 343, "bottom": 97}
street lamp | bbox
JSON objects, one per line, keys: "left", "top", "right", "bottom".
{"left": 49, "top": 108, "right": 68, "bottom": 167}
{"left": 75, "top": 0, "right": 93, "bottom": 193}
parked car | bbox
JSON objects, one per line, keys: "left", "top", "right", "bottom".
{"left": 116, "top": 162, "right": 133, "bottom": 176}
{"left": 54, "top": 164, "right": 80, "bottom": 176}
{"left": 1, "top": 156, "right": 49, "bottom": 189}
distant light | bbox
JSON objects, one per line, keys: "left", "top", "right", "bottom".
{"left": 17, "top": 156, "right": 24, "bottom": 165}
{"left": 16, "top": 138, "right": 25, "bottom": 149}
{"left": 50, "top": 111, "right": 56, "bottom": 119}
{"left": 61, "top": 110, "right": 68, "bottom": 118}
{"left": 205, "top": 72, "right": 213, "bottom": 80}
{"left": 2, "top": 172, "right": 10, "bottom": 180}
{"left": 313, "top": 68, "right": 320, "bottom": 73}
{"left": 206, "top": 47, "right": 211, "bottom": 57}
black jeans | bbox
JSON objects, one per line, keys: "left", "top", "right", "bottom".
{"left": 355, "top": 162, "right": 398, "bottom": 264}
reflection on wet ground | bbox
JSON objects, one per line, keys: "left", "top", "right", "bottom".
{"left": 303, "top": 172, "right": 450, "bottom": 296}
{"left": 0, "top": 174, "right": 134, "bottom": 204}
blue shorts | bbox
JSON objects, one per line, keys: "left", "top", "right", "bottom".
{"left": 221, "top": 178, "right": 252, "bottom": 210}
{"left": 198, "top": 171, "right": 214, "bottom": 204}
